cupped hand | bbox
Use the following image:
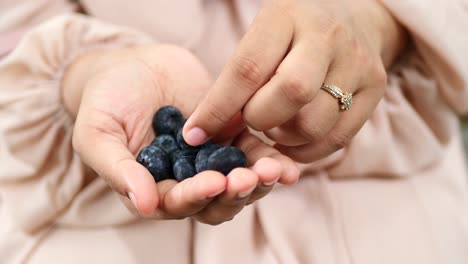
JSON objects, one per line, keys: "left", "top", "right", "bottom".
{"left": 184, "top": 0, "right": 406, "bottom": 163}
{"left": 65, "top": 45, "right": 299, "bottom": 224}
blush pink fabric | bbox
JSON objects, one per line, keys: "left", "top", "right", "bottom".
{"left": 0, "top": 1, "right": 467, "bottom": 263}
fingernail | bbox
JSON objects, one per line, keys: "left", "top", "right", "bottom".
{"left": 237, "top": 186, "right": 256, "bottom": 199}
{"left": 185, "top": 127, "right": 207, "bottom": 146}
{"left": 262, "top": 178, "right": 279, "bottom": 187}
{"left": 128, "top": 192, "right": 138, "bottom": 209}
{"left": 207, "top": 189, "right": 224, "bottom": 199}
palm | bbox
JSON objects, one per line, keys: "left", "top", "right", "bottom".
{"left": 80, "top": 52, "right": 213, "bottom": 157}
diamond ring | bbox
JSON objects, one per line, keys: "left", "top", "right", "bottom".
{"left": 321, "top": 83, "right": 353, "bottom": 111}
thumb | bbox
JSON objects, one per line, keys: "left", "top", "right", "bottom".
{"left": 73, "top": 127, "right": 159, "bottom": 216}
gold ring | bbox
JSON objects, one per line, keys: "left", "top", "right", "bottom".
{"left": 321, "top": 83, "right": 353, "bottom": 111}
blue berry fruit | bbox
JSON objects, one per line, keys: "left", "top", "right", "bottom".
{"left": 173, "top": 157, "right": 197, "bottom": 182}
{"left": 176, "top": 128, "right": 201, "bottom": 152}
{"left": 136, "top": 145, "right": 173, "bottom": 182}
{"left": 152, "top": 106, "right": 185, "bottom": 135}
{"left": 139, "top": 106, "right": 249, "bottom": 183}
{"left": 151, "top": 134, "right": 180, "bottom": 155}
{"left": 170, "top": 149, "right": 197, "bottom": 164}
{"left": 195, "top": 144, "right": 222, "bottom": 173}
{"left": 206, "top": 146, "right": 247, "bottom": 175}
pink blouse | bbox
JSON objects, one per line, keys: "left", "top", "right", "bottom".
{"left": 0, "top": 1, "right": 467, "bottom": 263}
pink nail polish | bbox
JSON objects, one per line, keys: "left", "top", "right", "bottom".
{"left": 185, "top": 127, "right": 207, "bottom": 146}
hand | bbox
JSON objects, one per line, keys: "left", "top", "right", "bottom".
{"left": 183, "top": 0, "right": 407, "bottom": 163}
{"left": 63, "top": 45, "right": 299, "bottom": 225}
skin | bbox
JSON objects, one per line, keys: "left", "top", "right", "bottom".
{"left": 63, "top": 0, "right": 406, "bottom": 225}
{"left": 63, "top": 45, "right": 299, "bottom": 224}
{"left": 183, "top": 0, "right": 407, "bottom": 163}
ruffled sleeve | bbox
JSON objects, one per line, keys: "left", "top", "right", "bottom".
{"left": 380, "top": 0, "right": 468, "bottom": 114}
{"left": 0, "top": 13, "right": 153, "bottom": 262}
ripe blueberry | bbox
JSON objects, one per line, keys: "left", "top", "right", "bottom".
{"left": 195, "top": 144, "right": 222, "bottom": 173}
{"left": 151, "top": 134, "right": 180, "bottom": 155}
{"left": 170, "top": 149, "right": 197, "bottom": 164}
{"left": 152, "top": 106, "right": 185, "bottom": 135}
{"left": 206, "top": 147, "right": 247, "bottom": 175}
{"left": 173, "top": 157, "right": 197, "bottom": 182}
{"left": 176, "top": 128, "right": 202, "bottom": 152}
{"left": 136, "top": 145, "right": 173, "bottom": 182}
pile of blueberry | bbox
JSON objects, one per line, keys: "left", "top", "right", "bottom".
{"left": 136, "top": 106, "right": 247, "bottom": 182}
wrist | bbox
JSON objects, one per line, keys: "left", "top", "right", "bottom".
{"left": 374, "top": 1, "right": 408, "bottom": 68}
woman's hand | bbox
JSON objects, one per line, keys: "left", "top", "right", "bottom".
{"left": 63, "top": 45, "right": 299, "bottom": 225}
{"left": 183, "top": 0, "right": 407, "bottom": 162}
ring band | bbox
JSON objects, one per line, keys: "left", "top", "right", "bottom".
{"left": 321, "top": 83, "right": 353, "bottom": 111}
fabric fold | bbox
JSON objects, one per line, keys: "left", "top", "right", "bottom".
{"left": 0, "top": 13, "right": 154, "bottom": 263}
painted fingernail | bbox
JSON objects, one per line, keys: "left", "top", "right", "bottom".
{"left": 262, "top": 178, "right": 279, "bottom": 187}
{"left": 128, "top": 192, "right": 138, "bottom": 209}
{"left": 237, "top": 186, "right": 256, "bottom": 199}
{"left": 185, "top": 127, "right": 207, "bottom": 146}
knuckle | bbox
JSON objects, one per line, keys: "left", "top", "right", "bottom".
{"left": 319, "top": 17, "right": 344, "bottom": 45}
{"left": 328, "top": 132, "right": 352, "bottom": 150}
{"left": 231, "top": 56, "right": 264, "bottom": 89}
{"left": 354, "top": 43, "right": 372, "bottom": 67}
{"left": 297, "top": 118, "right": 327, "bottom": 142}
{"left": 205, "top": 102, "right": 231, "bottom": 125}
{"left": 271, "top": 0, "right": 297, "bottom": 13}
{"left": 279, "top": 75, "right": 313, "bottom": 106}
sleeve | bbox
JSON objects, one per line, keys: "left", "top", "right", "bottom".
{"left": 379, "top": 0, "right": 468, "bottom": 114}
{"left": 0, "top": 0, "right": 79, "bottom": 58}
{"left": 0, "top": 13, "right": 154, "bottom": 263}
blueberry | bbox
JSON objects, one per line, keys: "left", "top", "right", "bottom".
{"left": 152, "top": 106, "right": 185, "bottom": 135}
{"left": 173, "top": 157, "right": 197, "bottom": 182}
{"left": 176, "top": 128, "right": 201, "bottom": 152}
{"left": 136, "top": 145, "right": 173, "bottom": 182}
{"left": 170, "top": 149, "right": 197, "bottom": 164}
{"left": 195, "top": 144, "right": 222, "bottom": 173}
{"left": 206, "top": 147, "right": 247, "bottom": 175}
{"left": 151, "top": 134, "right": 180, "bottom": 155}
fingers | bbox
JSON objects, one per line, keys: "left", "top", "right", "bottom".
{"left": 242, "top": 40, "right": 331, "bottom": 131}
{"left": 263, "top": 90, "right": 340, "bottom": 147}
{"left": 194, "top": 168, "right": 258, "bottom": 225}
{"left": 246, "top": 157, "right": 282, "bottom": 205}
{"left": 183, "top": 6, "right": 294, "bottom": 146}
{"left": 191, "top": 131, "right": 300, "bottom": 225}
{"left": 73, "top": 119, "right": 159, "bottom": 216}
{"left": 275, "top": 79, "right": 385, "bottom": 162}
{"left": 273, "top": 44, "right": 387, "bottom": 162}
{"left": 234, "top": 130, "right": 300, "bottom": 185}
{"left": 158, "top": 172, "right": 226, "bottom": 217}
